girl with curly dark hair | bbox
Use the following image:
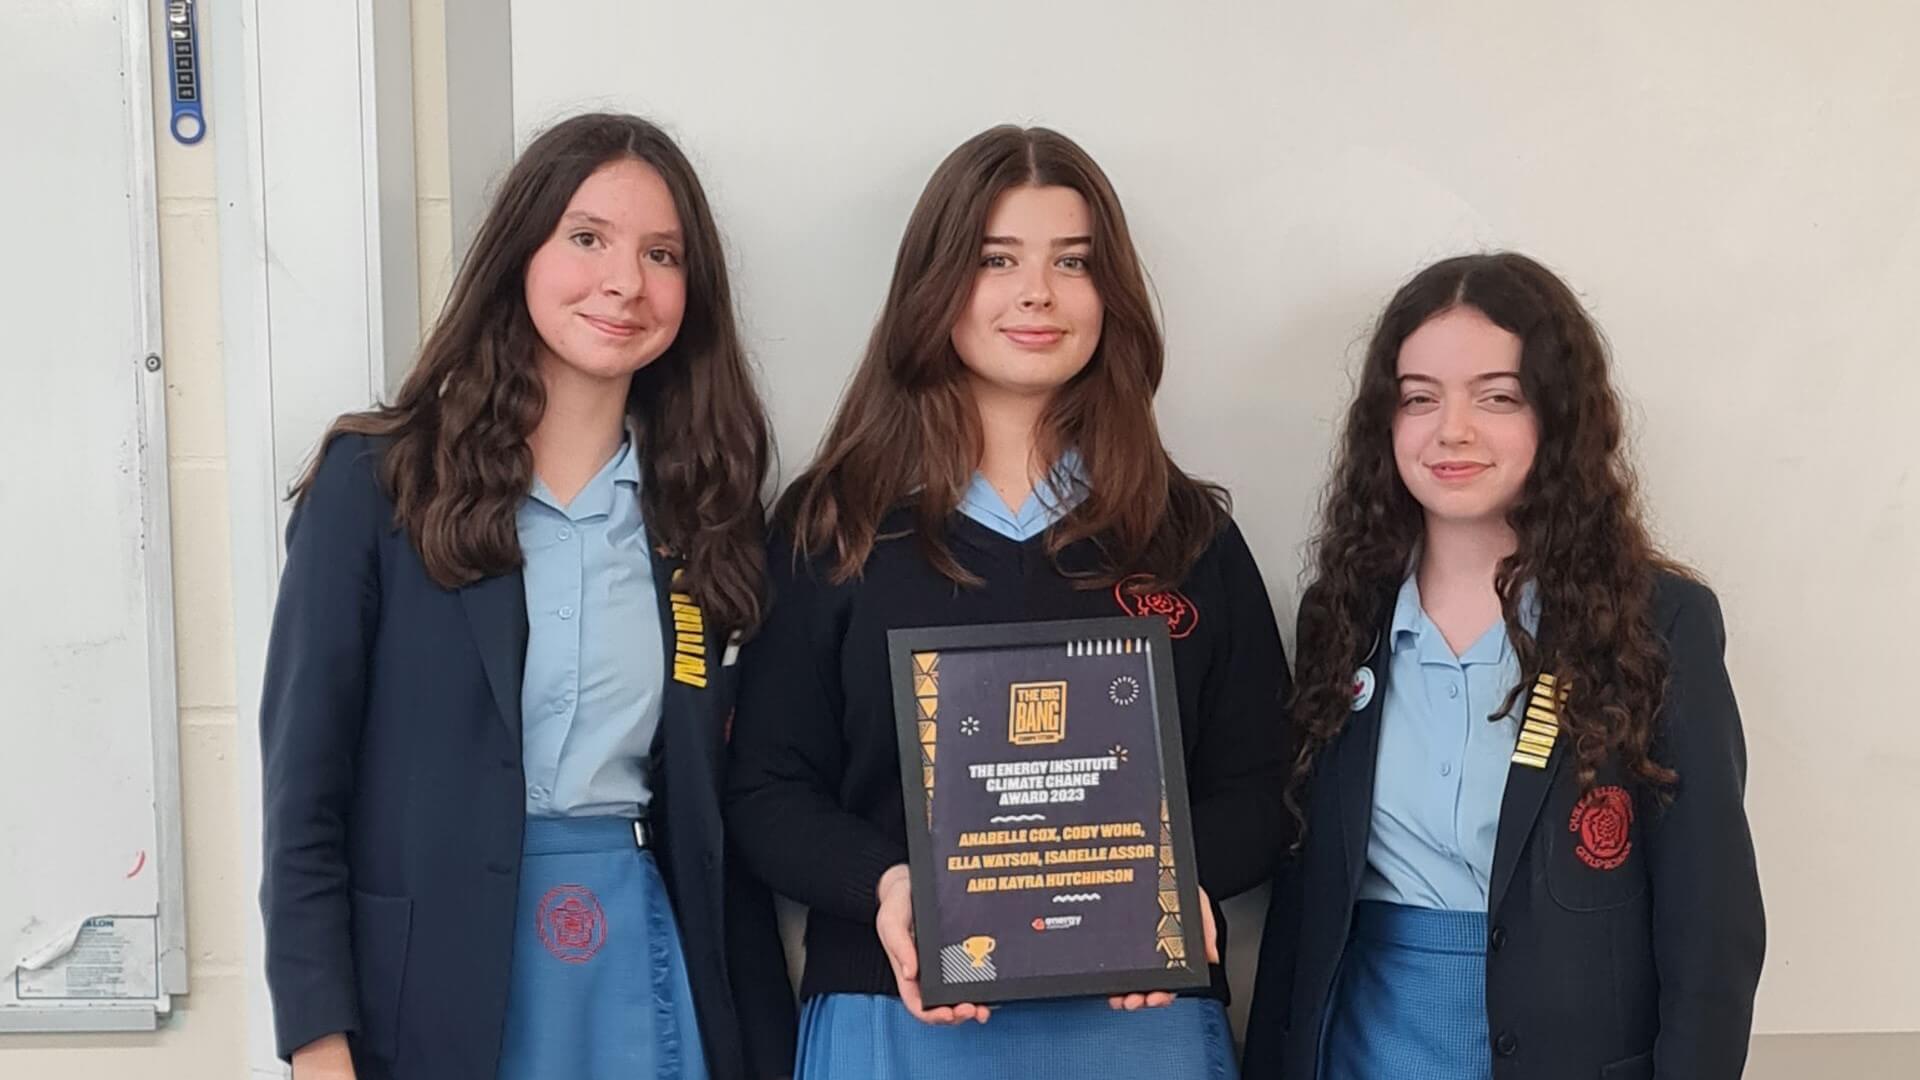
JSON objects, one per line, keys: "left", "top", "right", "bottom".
{"left": 260, "top": 113, "right": 793, "bottom": 1080}
{"left": 1242, "top": 253, "right": 1764, "bottom": 1080}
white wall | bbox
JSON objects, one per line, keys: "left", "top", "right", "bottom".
{"left": 507, "top": 0, "right": 1920, "bottom": 1036}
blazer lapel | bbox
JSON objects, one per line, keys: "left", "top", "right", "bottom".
{"left": 460, "top": 571, "right": 528, "bottom": 740}
{"left": 1487, "top": 675, "right": 1571, "bottom": 914}
{"left": 1334, "top": 623, "right": 1390, "bottom": 898}
{"left": 650, "top": 547, "right": 723, "bottom": 782}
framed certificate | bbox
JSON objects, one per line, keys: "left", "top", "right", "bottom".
{"left": 888, "top": 616, "right": 1208, "bottom": 1006}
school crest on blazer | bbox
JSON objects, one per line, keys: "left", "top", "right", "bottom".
{"left": 1114, "top": 575, "right": 1199, "bottom": 639}
{"left": 1569, "top": 785, "right": 1634, "bottom": 870}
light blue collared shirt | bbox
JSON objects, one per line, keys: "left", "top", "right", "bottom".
{"left": 515, "top": 436, "right": 665, "bottom": 819}
{"left": 1359, "top": 572, "right": 1541, "bottom": 911}
{"left": 956, "top": 450, "right": 1088, "bottom": 541}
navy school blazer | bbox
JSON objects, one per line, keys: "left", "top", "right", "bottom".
{"left": 1242, "top": 572, "right": 1764, "bottom": 1080}
{"left": 259, "top": 433, "right": 797, "bottom": 1080}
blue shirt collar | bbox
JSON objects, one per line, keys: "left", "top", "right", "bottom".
{"left": 528, "top": 429, "right": 640, "bottom": 521}
{"left": 1389, "top": 571, "right": 1428, "bottom": 649}
{"left": 957, "top": 448, "right": 1088, "bottom": 541}
{"left": 610, "top": 431, "right": 641, "bottom": 488}
{"left": 1390, "top": 568, "right": 1542, "bottom": 665}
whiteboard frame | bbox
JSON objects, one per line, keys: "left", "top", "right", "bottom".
{"left": 136, "top": 0, "right": 190, "bottom": 1015}
{"left": 0, "top": 0, "right": 188, "bottom": 1036}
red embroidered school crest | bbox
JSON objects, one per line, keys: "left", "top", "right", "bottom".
{"left": 536, "top": 884, "right": 607, "bottom": 963}
{"left": 1114, "top": 576, "right": 1199, "bottom": 639}
{"left": 1568, "top": 786, "right": 1634, "bottom": 871}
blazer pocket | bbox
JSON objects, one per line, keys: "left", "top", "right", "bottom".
{"left": 350, "top": 888, "right": 413, "bottom": 1062}
{"left": 1599, "top": 1049, "right": 1654, "bottom": 1079}
{"left": 1547, "top": 785, "right": 1649, "bottom": 912}
{"left": 1546, "top": 840, "right": 1649, "bottom": 911}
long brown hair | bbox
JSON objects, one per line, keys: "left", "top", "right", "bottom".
{"left": 780, "top": 125, "right": 1226, "bottom": 586}
{"left": 294, "top": 112, "right": 770, "bottom": 632}
{"left": 1289, "top": 252, "right": 1687, "bottom": 828}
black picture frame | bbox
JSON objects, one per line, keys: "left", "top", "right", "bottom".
{"left": 888, "top": 616, "right": 1208, "bottom": 1006}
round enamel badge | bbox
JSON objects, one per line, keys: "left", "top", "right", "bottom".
{"left": 1350, "top": 667, "right": 1375, "bottom": 712}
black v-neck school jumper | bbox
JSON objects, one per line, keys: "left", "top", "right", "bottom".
{"left": 725, "top": 510, "right": 1294, "bottom": 1002}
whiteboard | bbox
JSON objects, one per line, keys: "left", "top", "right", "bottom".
{"left": 509, "top": 0, "right": 1920, "bottom": 1035}
{"left": 0, "top": 0, "right": 185, "bottom": 1031}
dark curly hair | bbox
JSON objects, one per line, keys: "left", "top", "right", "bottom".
{"left": 292, "top": 112, "right": 770, "bottom": 633}
{"left": 1287, "top": 252, "right": 1688, "bottom": 834}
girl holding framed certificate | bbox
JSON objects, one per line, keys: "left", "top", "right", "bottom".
{"left": 726, "top": 124, "right": 1293, "bottom": 1080}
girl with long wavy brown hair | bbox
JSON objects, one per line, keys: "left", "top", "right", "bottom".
{"left": 260, "top": 113, "right": 793, "bottom": 1080}
{"left": 1242, "top": 253, "right": 1764, "bottom": 1080}
{"left": 726, "top": 125, "right": 1292, "bottom": 1079}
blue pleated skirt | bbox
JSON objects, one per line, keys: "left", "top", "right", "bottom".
{"left": 794, "top": 992, "right": 1236, "bottom": 1080}
{"left": 497, "top": 816, "right": 707, "bottom": 1080}
{"left": 1319, "top": 901, "right": 1490, "bottom": 1080}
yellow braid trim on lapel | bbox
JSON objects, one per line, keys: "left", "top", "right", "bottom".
{"left": 669, "top": 568, "right": 708, "bottom": 688}
{"left": 1511, "top": 672, "right": 1568, "bottom": 769}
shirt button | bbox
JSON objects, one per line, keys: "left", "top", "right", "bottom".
{"left": 557, "top": 527, "right": 572, "bottom": 541}
{"left": 1447, "top": 683, "right": 1460, "bottom": 699}
{"left": 1494, "top": 1032, "right": 1518, "bottom": 1057}
{"left": 529, "top": 785, "right": 549, "bottom": 801}
{"left": 558, "top": 605, "right": 575, "bottom": 620}
{"left": 1440, "top": 762, "right": 1453, "bottom": 777}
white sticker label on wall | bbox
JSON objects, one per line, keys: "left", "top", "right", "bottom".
{"left": 16, "top": 916, "right": 158, "bottom": 1000}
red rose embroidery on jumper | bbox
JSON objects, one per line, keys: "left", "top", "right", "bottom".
{"left": 537, "top": 884, "right": 607, "bottom": 963}
{"left": 1569, "top": 785, "right": 1634, "bottom": 871}
{"left": 1113, "top": 576, "right": 1199, "bottom": 639}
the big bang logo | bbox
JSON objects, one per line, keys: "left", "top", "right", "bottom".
{"left": 1008, "top": 681, "right": 1067, "bottom": 746}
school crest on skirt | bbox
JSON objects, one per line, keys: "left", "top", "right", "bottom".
{"left": 536, "top": 884, "right": 607, "bottom": 963}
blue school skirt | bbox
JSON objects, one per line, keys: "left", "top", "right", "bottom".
{"left": 793, "top": 991, "right": 1236, "bottom": 1080}
{"left": 1319, "top": 901, "right": 1490, "bottom": 1080}
{"left": 497, "top": 816, "right": 707, "bottom": 1080}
